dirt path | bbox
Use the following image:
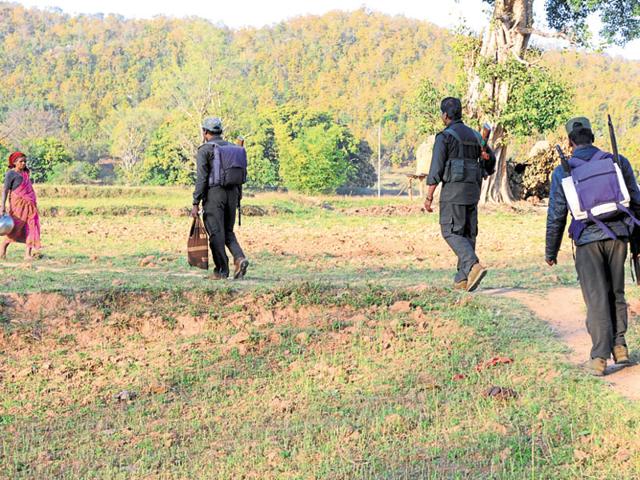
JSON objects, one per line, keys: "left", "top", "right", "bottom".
{"left": 497, "top": 287, "right": 640, "bottom": 400}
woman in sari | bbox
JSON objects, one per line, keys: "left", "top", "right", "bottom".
{"left": 1, "top": 152, "right": 41, "bottom": 259}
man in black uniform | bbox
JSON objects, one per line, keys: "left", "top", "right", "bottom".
{"left": 546, "top": 116, "right": 640, "bottom": 375}
{"left": 424, "top": 97, "right": 496, "bottom": 292}
{"left": 191, "top": 117, "right": 249, "bottom": 280}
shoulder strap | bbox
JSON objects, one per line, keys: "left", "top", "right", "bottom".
{"left": 445, "top": 127, "right": 483, "bottom": 146}
{"left": 207, "top": 142, "right": 221, "bottom": 186}
{"left": 443, "top": 128, "right": 464, "bottom": 159}
{"left": 445, "top": 127, "right": 482, "bottom": 160}
{"left": 472, "top": 130, "right": 483, "bottom": 147}
{"left": 590, "top": 150, "right": 612, "bottom": 162}
{"left": 568, "top": 156, "right": 586, "bottom": 170}
{"left": 444, "top": 128, "right": 462, "bottom": 145}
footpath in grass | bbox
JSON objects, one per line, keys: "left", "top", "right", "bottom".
{"left": 1, "top": 284, "right": 640, "bottom": 478}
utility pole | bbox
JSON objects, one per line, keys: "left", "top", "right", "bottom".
{"left": 377, "top": 119, "right": 381, "bottom": 198}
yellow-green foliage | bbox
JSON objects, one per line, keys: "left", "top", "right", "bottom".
{"left": 1, "top": 4, "right": 639, "bottom": 173}
{"left": 543, "top": 50, "right": 640, "bottom": 166}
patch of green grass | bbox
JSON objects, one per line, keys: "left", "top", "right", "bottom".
{"left": 1, "top": 286, "right": 639, "bottom": 478}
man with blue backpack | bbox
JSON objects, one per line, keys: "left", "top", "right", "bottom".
{"left": 191, "top": 117, "right": 249, "bottom": 280}
{"left": 546, "top": 116, "right": 640, "bottom": 376}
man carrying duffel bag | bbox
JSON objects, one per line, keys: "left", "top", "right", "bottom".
{"left": 191, "top": 117, "right": 249, "bottom": 280}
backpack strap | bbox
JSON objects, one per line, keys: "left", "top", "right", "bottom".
{"left": 444, "top": 128, "right": 481, "bottom": 159}
{"left": 206, "top": 141, "right": 222, "bottom": 186}
{"left": 617, "top": 203, "right": 640, "bottom": 227}
{"left": 472, "top": 130, "right": 483, "bottom": 148}
{"left": 586, "top": 211, "right": 618, "bottom": 240}
{"left": 444, "top": 128, "right": 462, "bottom": 145}
{"left": 590, "top": 150, "right": 611, "bottom": 162}
{"left": 445, "top": 128, "right": 482, "bottom": 147}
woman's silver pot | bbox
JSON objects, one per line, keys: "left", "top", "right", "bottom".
{"left": 0, "top": 214, "right": 14, "bottom": 235}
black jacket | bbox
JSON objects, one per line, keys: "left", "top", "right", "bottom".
{"left": 545, "top": 145, "right": 640, "bottom": 261}
{"left": 427, "top": 120, "right": 496, "bottom": 205}
{"left": 192, "top": 135, "right": 232, "bottom": 206}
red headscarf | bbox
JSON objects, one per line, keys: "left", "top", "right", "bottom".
{"left": 8, "top": 151, "right": 26, "bottom": 169}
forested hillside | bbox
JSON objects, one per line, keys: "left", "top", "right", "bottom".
{"left": 1, "top": 2, "right": 639, "bottom": 187}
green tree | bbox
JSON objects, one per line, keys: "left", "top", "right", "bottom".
{"left": 140, "top": 121, "right": 194, "bottom": 186}
{"left": 501, "top": 62, "right": 573, "bottom": 138}
{"left": 278, "top": 123, "right": 349, "bottom": 194}
{"left": 273, "top": 105, "right": 374, "bottom": 193}
{"left": 412, "top": 80, "right": 445, "bottom": 137}
{"left": 25, "top": 137, "right": 72, "bottom": 183}
{"left": 245, "top": 119, "right": 280, "bottom": 189}
{"left": 343, "top": 139, "right": 376, "bottom": 189}
{"left": 0, "top": 143, "right": 9, "bottom": 166}
{"left": 109, "top": 108, "right": 163, "bottom": 184}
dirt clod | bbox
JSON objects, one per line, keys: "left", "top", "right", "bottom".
{"left": 574, "top": 449, "right": 589, "bottom": 462}
{"left": 139, "top": 256, "right": 156, "bottom": 267}
{"left": 389, "top": 301, "right": 411, "bottom": 314}
{"left": 482, "top": 386, "right": 517, "bottom": 400}
{"left": 476, "top": 356, "right": 513, "bottom": 372}
{"left": 114, "top": 390, "right": 137, "bottom": 402}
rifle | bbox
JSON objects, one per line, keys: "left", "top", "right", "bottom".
{"left": 609, "top": 114, "right": 640, "bottom": 284}
{"left": 555, "top": 145, "right": 571, "bottom": 173}
{"left": 608, "top": 114, "right": 621, "bottom": 166}
{"left": 236, "top": 136, "right": 245, "bottom": 228}
{"left": 238, "top": 185, "right": 242, "bottom": 227}
{"left": 480, "top": 123, "right": 492, "bottom": 161}
{"left": 610, "top": 115, "right": 640, "bottom": 284}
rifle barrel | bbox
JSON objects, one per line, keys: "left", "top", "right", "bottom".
{"left": 555, "top": 145, "right": 570, "bottom": 173}
{"left": 608, "top": 114, "right": 621, "bottom": 165}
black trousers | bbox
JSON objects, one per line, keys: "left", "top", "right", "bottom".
{"left": 202, "top": 186, "right": 245, "bottom": 275}
{"left": 575, "top": 239, "right": 628, "bottom": 359}
{"left": 439, "top": 202, "right": 479, "bottom": 283}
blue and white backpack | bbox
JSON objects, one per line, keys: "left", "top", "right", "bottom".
{"left": 561, "top": 150, "right": 640, "bottom": 239}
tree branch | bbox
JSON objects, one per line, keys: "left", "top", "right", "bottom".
{"left": 511, "top": 51, "right": 531, "bottom": 66}
{"left": 517, "top": 27, "right": 574, "bottom": 43}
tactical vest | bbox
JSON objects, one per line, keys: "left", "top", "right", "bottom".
{"left": 440, "top": 126, "right": 483, "bottom": 205}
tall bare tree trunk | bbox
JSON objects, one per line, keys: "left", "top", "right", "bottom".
{"left": 466, "top": 0, "right": 533, "bottom": 203}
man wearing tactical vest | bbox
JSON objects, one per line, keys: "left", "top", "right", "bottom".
{"left": 424, "top": 97, "right": 496, "bottom": 292}
{"left": 191, "top": 117, "right": 249, "bottom": 280}
{"left": 546, "top": 117, "right": 640, "bottom": 376}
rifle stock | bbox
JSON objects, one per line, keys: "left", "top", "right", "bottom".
{"left": 480, "top": 123, "right": 492, "bottom": 161}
